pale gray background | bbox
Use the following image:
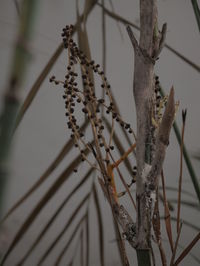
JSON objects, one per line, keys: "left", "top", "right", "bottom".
{"left": 0, "top": 0, "right": 200, "bottom": 265}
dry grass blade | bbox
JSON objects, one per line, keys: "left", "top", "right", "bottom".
{"left": 158, "top": 193, "right": 174, "bottom": 211}
{"left": 85, "top": 211, "right": 89, "bottom": 266}
{"left": 16, "top": 168, "right": 93, "bottom": 265}
{"left": 170, "top": 223, "right": 182, "bottom": 266}
{"left": 38, "top": 193, "right": 90, "bottom": 265}
{"left": 14, "top": 43, "right": 63, "bottom": 130}
{"left": 108, "top": 0, "right": 123, "bottom": 39}
{"left": 97, "top": 3, "right": 200, "bottom": 74}
{"left": 101, "top": 0, "right": 106, "bottom": 108}
{"left": 54, "top": 215, "right": 86, "bottom": 266}
{"left": 93, "top": 184, "right": 105, "bottom": 266}
{"left": 1, "top": 120, "right": 89, "bottom": 223}
{"left": 177, "top": 110, "right": 187, "bottom": 233}
{"left": 109, "top": 151, "right": 136, "bottom": 209}
{"left": 173, "top": 231, "right": 200, "bottom": 266}
{"left": 103, "top": 116, "right": 135, "bottom": 180}
{"left": 76, "top": 0, "right": 94, "bottom": 86}
{"left": 15, "top": 1, "right": 97, "bottom": 130}
{"left": 161, "top": 170, "right": 174, "bottom": 252}
{"left": 102, "top": 0, "right": 106, "bottom": 73}
{"left": 0, "top": 146, "right": 91, "bottom": 265}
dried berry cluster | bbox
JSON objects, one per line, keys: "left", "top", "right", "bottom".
{"left": 50, "top": 24, "right": 135, "bottom": 171}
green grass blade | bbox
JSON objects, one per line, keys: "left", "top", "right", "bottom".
{"left": 93, "top": 184, "right": 105, "bottom": 266}
{"left": 38, "top": 194, "right": 90, "bottom": 265}
{"left": 191, "top": 0, "right": 200, "bottom": 32}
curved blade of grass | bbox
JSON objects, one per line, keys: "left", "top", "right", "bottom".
{"left": 161, "top": 216, "right": 200, "bottom": 231}
{"left": 17, "top": 167, "right": 93, "bottom": 265}
{"left": 161, "top": 171, "right": 174, "bottom": 252}
{"left": 85, "top": 211, "right": 89, "bottom": 266}
{"left": 159, "top": 185, "right": 196, "bottom": 199}
{"left": 14, "top": 42, "right": 63, "bottom": 131}
{"left": 168, "top": 199, "right": 200, "bottom": 211}
{"left": 93, "top": 184, "right": 105, "bottom": 266}
{"left": 38, "top": 193, "right": 90, "bottom": 265}
{"left": 15, "top": 1, "right": 97, "bottom": 130}
{"left": 160, "top": 87, "right": 200, "bottom": 204}
{"left": 0, "top": 146, "right": 91, "bottom": 265}
{"left": 97, "top": 3, "right": 200, "bottom": 74}
{"left": 174, "top": 231, "right": 200, "bottom": 266}
{"left": 54, "top": 215, "right": 86, "bottom": 266}
{"left": 1, "top": 120, "right": 89, "bottom": 223}
{"left": 191, "top": 0, "right": 200, "bottom": 32}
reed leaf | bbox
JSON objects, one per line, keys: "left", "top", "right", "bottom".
{"left": 97, "top": 3, "right": 200, "bottom": 74}
{"left": 191, "top": 0, "right": 200, "bottom": 32}
{"left": 38, "top": 193, "right": 90, "bottom": 265}
{"left": 93, "top": 183, "right": 105, "bottom": 266}
{"left": 54, "top": 215, "right": 86, "bottom": 266}
{"left": 17, "top": 167, "right": 93, "bottom": 265}
{"left": 0, "top": 146, "right": 91, "bottom": 265}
